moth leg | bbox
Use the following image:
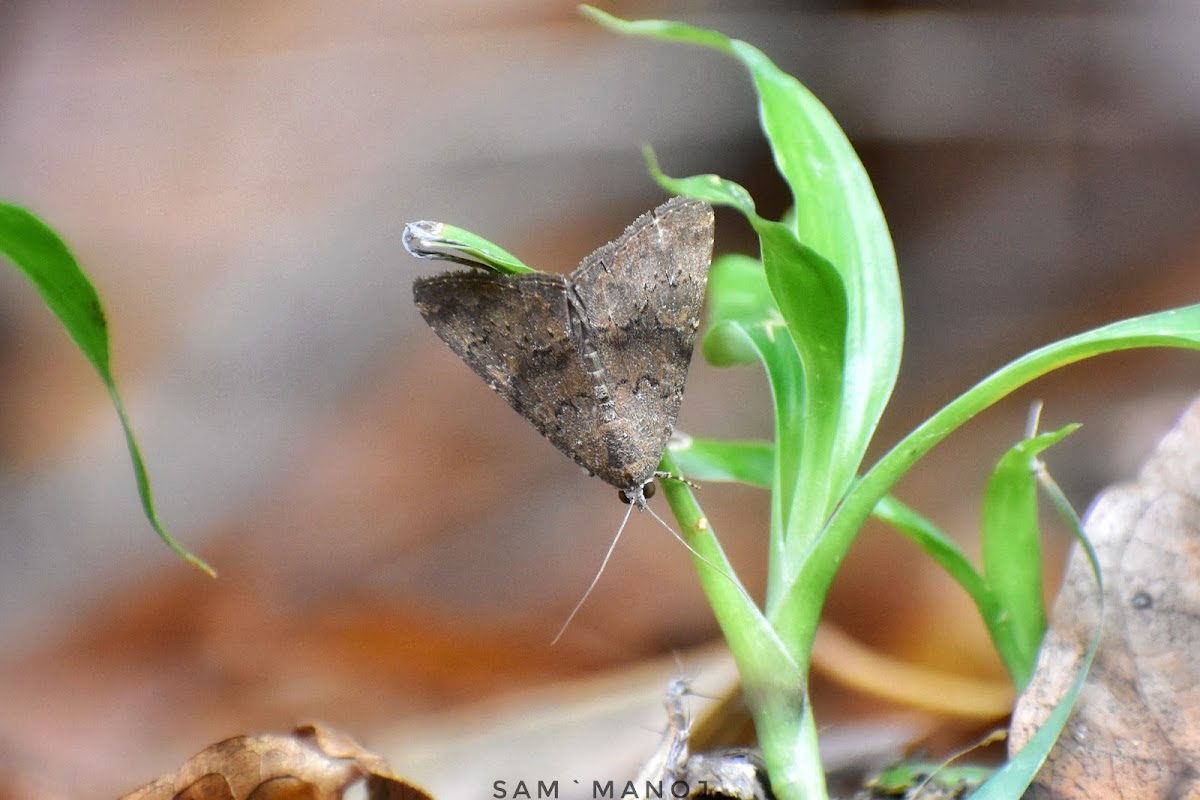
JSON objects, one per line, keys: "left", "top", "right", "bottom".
{"left": 654, "top": 469, "right": 700, "bottom": 490}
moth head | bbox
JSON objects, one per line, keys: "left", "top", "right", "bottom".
{"left": 618, "top": 481, "right": 656, "bottom": 508}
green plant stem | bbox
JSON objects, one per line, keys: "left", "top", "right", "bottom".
{"left": 658, "top": 451, "right": 822, "bottom": 800}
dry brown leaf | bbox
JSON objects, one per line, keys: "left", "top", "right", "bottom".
{"left": 634, "top": 679, "right": 772, "bottom": 800}
{"left": 121, "top": 725, "right": 431, "bottom": 800}
{"left": 1009, "top": 396, "right": 1200, "bottom": 799}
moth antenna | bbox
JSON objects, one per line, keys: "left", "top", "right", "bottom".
{"left": 550, "top": 500, "right": 636, "bottom": 645}
{"left": 643, "top": 503, "right": 756, "bottom": 608}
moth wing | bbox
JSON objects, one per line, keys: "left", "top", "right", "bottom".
{"left": 568, "top": 197, "right": 715, "bottom": 485}
{"left": 413, "top": 270, "right": 610, "bottom": 473}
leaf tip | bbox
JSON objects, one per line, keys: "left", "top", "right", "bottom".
{"left": 160, "top": 525, "right": 217, "bottom": 577}
{"left": 578, "top": 5, "right": 616, "bottom": 26}
{"left": 190, "top": 555, "right": 218, "bottom": 579}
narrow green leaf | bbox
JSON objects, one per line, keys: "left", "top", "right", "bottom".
{"left": 729, "top": 36, "right": 902, "bottom": 505}
{"left": 981, "top": 425, "right": 1078, "bottom": 687}
{"left": 0, "top": 204, "right": 109, "bottom": 372}
{"left": 0, "top": 202, "right": 213, "bottom": 576}
{"left": 968, "top": 470, "right": 1102, "bottom": 800}
{"left": 874, "top": 495, "right": 996, "bottom": 628}
{"left": 643, "top": 147, "right": 757, "bottom": 216}
{"left": 668, "top": 436, "right": 773, "bottom": 487}
{"left": 649, "top": 157, "right": 849, "bottom": 598}
{"left": 872, "top": 494, "right": 1051, "bottom": 686}
{"left": 643, "top": 54, "right": 850, "bottom": 543}
{"left": 756, "top": 219, "right": 848, "bottom": 543}
{"left": 590, "top": 5, "right": 902, "bottom": 523}
{"left": 694, "top": 251, "right": 805, "bottom": 606}
{"left": 781, "top": 304, "right": 1200, "bottom": 662}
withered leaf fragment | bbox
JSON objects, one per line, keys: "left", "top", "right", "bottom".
{"left": 121, "top": 724, "right": 432, "bottom": 800}
{"left": 635, "top": 678, "right": 773, "bottom": 800}
{"left": 1009, "top": 397, "right": 1200, "bottom": 799}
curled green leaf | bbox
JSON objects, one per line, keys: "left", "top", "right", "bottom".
{"left": 402, "top": 220, "right": 534, "bottom": 274}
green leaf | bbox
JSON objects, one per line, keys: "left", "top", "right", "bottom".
{"left": 694, "top": 252, "right": 804, "bottom": 597}
{"left": 642, "top": 146, "right": 757, "bottom": 217}
{"left": 590, "top": 4, "right": 902, "bottom": 537}
{"left": 981, "top": 425, "right": 1078, "bottom": 688}
{"left": 727, "top": 35, "right": 902, "bottom": 510}
{"left": 968, "top": 469, "right": 1102, "bottom": 800}
{"left": 783, "top": 304, "right": 1200, "bottom": 664}
{"left": 0, "top": 202, "right": 213, "bottom": 576}
{"left": 757, "top": 219, "right": 848, "bottom": 543}
{"left": 643, "top": 70, "right": 850, "bottom": 551}
{"left": 874, "top": 495, "right": 997, "bottom": 630}
{"left": 402, "top": 220, "right": 534, "bottom": 274}
{"left": 649, "top": 149, "right": 850, "bottom": 608}
{"left": 668, "top": 436, "right": 773, "bottom": 488}
{"left": 701, "top": 254, "right": 783, "bottom": 367}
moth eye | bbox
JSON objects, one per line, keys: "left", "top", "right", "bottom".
{"left": 617, "top": 483, "right": 655, "bottom": 505}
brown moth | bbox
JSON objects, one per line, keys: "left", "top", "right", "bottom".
{"left": 411, "top": 197, "right": 714, "bottom": 508}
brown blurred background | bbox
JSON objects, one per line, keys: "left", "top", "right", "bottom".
{"left": 0, "top": 1, "right": 1197, "bottom": 797}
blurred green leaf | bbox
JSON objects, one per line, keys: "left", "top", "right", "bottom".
{"left": 0, "top": 202, "right": 213, "bottom": 576}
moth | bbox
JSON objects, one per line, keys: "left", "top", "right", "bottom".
{"left": 409, "top": 197, "right": 714, "bottom": 507}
